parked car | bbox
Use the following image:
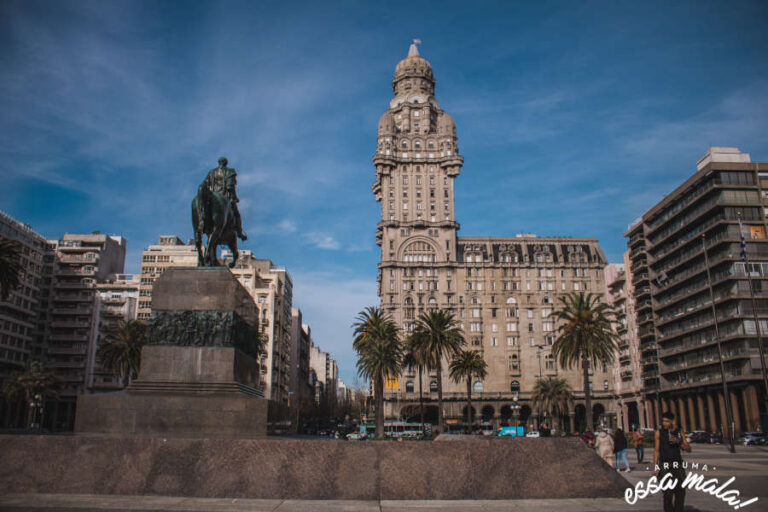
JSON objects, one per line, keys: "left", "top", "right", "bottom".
{"left": 525, "top": 430, "right": 540, "bottom": 438}
{"left": 346, "top": 432, "right": 367, "bottom": 441}
{"left": 687, "top": 431, "right": 709, "bottom": 443}
{"left": 737, "top": 432, "right": 766, "bottom": 446}
{"left": 708, "top": 432, "right": 723, "bottom": 444}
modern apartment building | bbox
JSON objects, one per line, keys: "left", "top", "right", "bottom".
{"left": 0, "top": 210, "right": 49, "bottom": 426}
{"left": 223, "top": 250, "right": 293, "bottom": 404}
{"left": 42, "top": 232, "right": 126, "bottom": 430}
{"left": 137, "top": 236, "right": 197, "bottom": 320}
{"left": 372, "top": 43, "right": 613, "bottom": 431}
{"left": 625, "top": 147, "right": 768, "bottom": 433}
{"left": 605, "top": 258, "right": 646, "bottom": 430}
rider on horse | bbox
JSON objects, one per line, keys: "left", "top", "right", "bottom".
{"left": 197, "top": 157, "right": 247, "bottom": 241}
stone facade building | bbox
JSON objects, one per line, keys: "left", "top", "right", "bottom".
{"left": 223, "top": 250, "right": 293, "bottom": 405}
{"left": 310, "top": 341, "right": 338, "bottom": 407}
{"left": 137, "top": 236, "right": 197, "bottom": 320}
{"left": 372, "top": 43, "right": 613, "bottom": 431}
{"left": 625, "top": 147, "right": 768, "bottom": 433}
{"left": 605, "top": 258, "right": 646, "bottom": 430}
{"left": 93, "top": 273, "right": 139, "bottom": 392}
{"left": 289, "top": 308, "right": 313, "bottom": 410}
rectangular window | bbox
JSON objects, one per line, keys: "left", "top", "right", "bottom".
{"left": 491, "top": 337, "right": 498, "bottom": 347}
{"left": 507, "top": 336, "right": 518, "bottom": 346}
{"left": 506, "top": 322, "right": 517, "bottom": 332}
{"left": 491, "top": 323, "right": 498, "bottom": 332}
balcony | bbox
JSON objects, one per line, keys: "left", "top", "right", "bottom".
{"left": 49, "top": 334, "right": 89, "bottom": 342}
{"left": 52, "top": 294, "right": 91, "bottom": 303}
{"left": 50, "top": 320, "right": 90, "bottom": 329}
{"left": 48, "top": 361, "right": 86, "bottom": 369}
{"left": 51, "top": 307, "right": 92, "bottom": 315}
{"left": 55, "top": 282, "right": 91, "bottom": 290}
{"left": 47, "top": 346, "right": 87, "bottom": 355}
{"left": 57, "top": 269, "right": 96, "bottom": 277}
{"left": 59, "top": 254, "right": 99, "bottom": 264}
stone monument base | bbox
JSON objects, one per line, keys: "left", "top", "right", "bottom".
{"left": 76, "top": 346, "right": 266, "bottom": 438}
{"left": 0, "top": 436, "right": 630, "bottom": 499}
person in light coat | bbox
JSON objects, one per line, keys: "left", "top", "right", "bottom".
{"left": 594, "top": 429, "right": 614, "bottom": 468}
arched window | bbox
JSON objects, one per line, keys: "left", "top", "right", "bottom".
{"left": 404, "top": 296, "right": 414, "bottom": 306}
{"left": 473, "top": 381, "right": 483, "bottom": 394}
{"left": 428, "top": 297, "right": 437, "bottom": 306}
{"left": 430, "top": 381, "right": 438, "bottom": 392}
{"left": 510, "top": 380, "right": 520, "bottom": 393}
{"left": 506, "top": 297, "right": 516, "bottom": 304}
{"left": 406, "top": 381, "right": 414, "bottom": 393}
{"left": 402, "top": 240, "right": 437, "bottom": 263}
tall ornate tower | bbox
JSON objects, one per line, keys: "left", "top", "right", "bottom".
{"left": 373, "top": 41, "right": 463, "bottom": 327}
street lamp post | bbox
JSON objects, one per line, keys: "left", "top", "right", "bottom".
{"left": 702, "top": 234, "right": 736, "bottom": 453}
{"left": 536, "top": 345, "right": 544, "bottom": 429}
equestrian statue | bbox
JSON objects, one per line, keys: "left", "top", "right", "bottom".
{"left": 192, "top": 157, "right": 247, "bottom": 267}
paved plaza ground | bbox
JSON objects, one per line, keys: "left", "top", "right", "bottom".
{"left": 0, "top": 443, "right": 765, "bottom": 512}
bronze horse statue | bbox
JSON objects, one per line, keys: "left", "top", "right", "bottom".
{"left": 192, "top": 157, "right": 247, "bottom": 267}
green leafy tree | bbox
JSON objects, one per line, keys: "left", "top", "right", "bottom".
{"left": 97, "top": 320, "right": 147, "bottom": 385}
{"left": 2, "top": 360, "right": 61, "bottom": 428}
{"left": 352, "top": 306, "right": 403, "bottom": 440}
{"left": 403, "top": 332, "right": 432, "bottom": 434}
{"left": 413, "top": 310, "right": 465, "bottom": 433}
{"left": 551, "top": 292, "right": 618, "bottom": 431}
{"left": 449, "top": 350, "right": 488, "bottom": 433}
{"left": 0, "top": 238, "right": 22, "bottom": 300}
{"left": 532, "top": 376, "right": 574, "bottom": 433}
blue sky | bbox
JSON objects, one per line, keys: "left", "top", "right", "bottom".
{"left": 2, "top": 0, "right": 767, "bottom": 385}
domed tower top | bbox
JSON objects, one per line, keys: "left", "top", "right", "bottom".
{"left": 378, "top": 111, "right": 395, "bottom": 135}
{"left": 393, "top": 40, "right": 435, "bottom": 95}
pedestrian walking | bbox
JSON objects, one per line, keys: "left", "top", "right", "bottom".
{"left": 653, "top": 411, "right": 691, "bottom": 512}
{"left": 594, "top": 429, "right": 614, "bottom": 468}
{"left": 613, "top": 428, "right": 631, "bottom": 472}
{"left": 540, "top": 422, "right": 551, "bottom": 437}
{"left": 633, "top": 427, "right": 645, "bottom": 464}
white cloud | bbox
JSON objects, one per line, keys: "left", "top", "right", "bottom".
{"left": 278, "top": 219, "right": 297, "bottom": 233}
{"left": 304, "top": 232, "right": 340, "bottom": 250}
{"left": 290, "top": 269, "right": 378, "bottom": 384}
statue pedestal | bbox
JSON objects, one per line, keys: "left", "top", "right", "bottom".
{"left": 75, "top": 267, "right": 267, "bottom": 439}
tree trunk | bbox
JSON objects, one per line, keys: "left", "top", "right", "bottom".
{"left": 375, "top": 376, "right": 385, "bottom": 440}
{"left": 437, "top": 363, "right": 444, "bottom": 434}
{"left": 583, "top": 356, "right": 593, "bottom": 432}
{"left": 466, "top": 377, "right": 472, "bottom": 434}
{"left": 418, "top": 366, "right": 425, "bottom": 436}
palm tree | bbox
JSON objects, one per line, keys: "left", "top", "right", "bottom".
{"left": 0, "top": 238, "right": 22, "bottom": 299}
{"left": 532, "top": 376, "right": 574, "bottom": 433}
{"left": 413, "top": 309, "right": 465, "bottom": 433}
{"left": 449, "top": 350, "right": 488, "bottom": 433}
{"left": 403, "top": 331, "right": 432, "bottom": 434}
{"left": 97, "top": 319, "right": 147, "bottom": 385}
{"left": 551, "top": 292, "right": 618, "bottom": 432}
{"left": 352, "top": 307, "right": 403, "bottom": 440}
{"left": 2, "top": 360, "right": 61, "bottom": 428}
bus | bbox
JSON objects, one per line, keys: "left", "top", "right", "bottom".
{"left": 359, "top": 421, "right": 430, "bottom": 438}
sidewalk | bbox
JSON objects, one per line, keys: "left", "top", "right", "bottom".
{"left": 0, "top": 493, "right": 704, "bottom": 512}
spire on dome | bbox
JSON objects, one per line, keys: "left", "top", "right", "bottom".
{"left": 408, "top": 38, "right": 422, "bottom": 57}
